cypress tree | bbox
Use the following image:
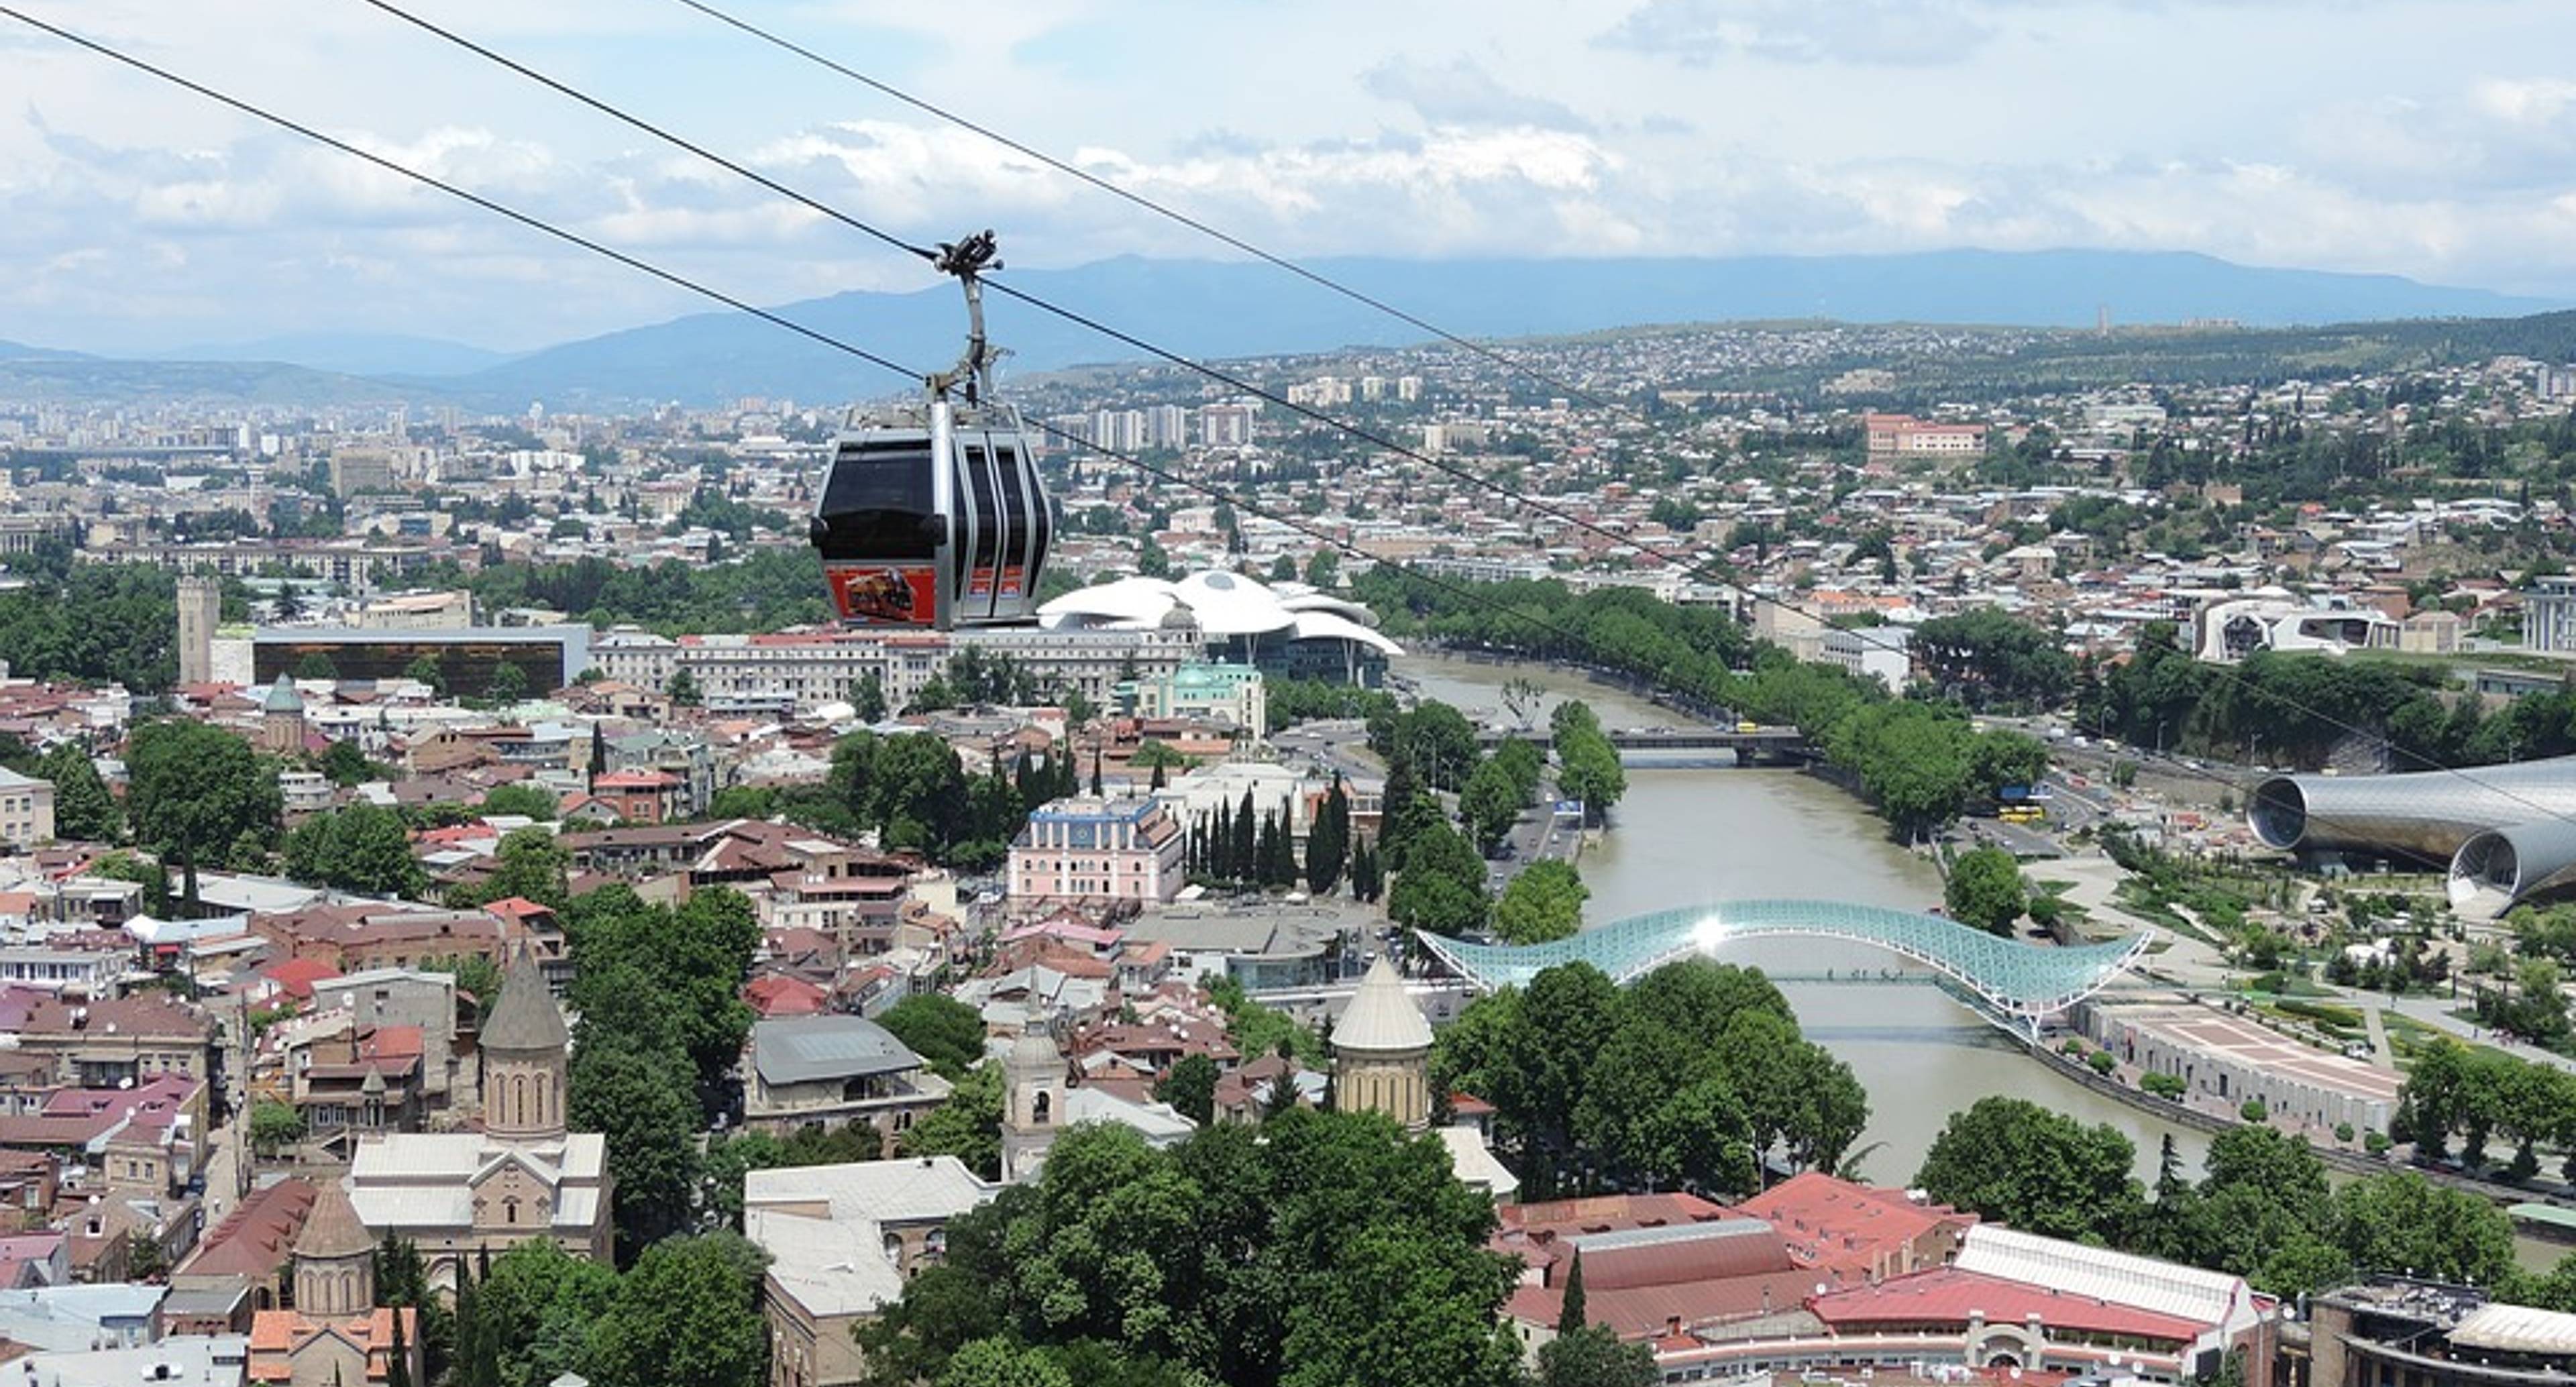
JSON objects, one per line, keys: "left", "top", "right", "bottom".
{"left": 1557, "top": 1248, "right": 1589, "bottom": 1333}
{"left": 388, "top": 1307, "right": 413, "bottom": 1387}
{"left": 1233, "top": 789, "right": 1256, "bottom": 881}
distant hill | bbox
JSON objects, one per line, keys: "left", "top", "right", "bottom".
{"left": 0, "top": 358, "right": 453, "bottom": 409}
{"left": 0, "top": 339, "right": 92, "bottom": 362}
{"left": 156, "top": 332, "right": 518, "bottom": 378}
{"left": 453, "top": 249, "right": 2569, "bottom": 408}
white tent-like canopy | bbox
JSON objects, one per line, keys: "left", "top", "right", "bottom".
{"left": 1038, "top": 570, "right": 1399, "bottom": 657}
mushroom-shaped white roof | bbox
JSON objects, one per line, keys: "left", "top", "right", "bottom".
{"left": 1289, "top": 609, "right": 1403, "bottom": 655}
{"left": 1173, "top": 570, "right": 1297, "bottom": 637}
{"left": 1334, "top": 956, "right": 1434, "bottom": 1054}
{"left": 1037, "top": 570, "right": 1401, "bottom": 656}
{"left": 1277, "top": 590, "right": 1381, "bottom": 628}
{"left": 1039, "top": 575, "right": 1183, "bottom": 627}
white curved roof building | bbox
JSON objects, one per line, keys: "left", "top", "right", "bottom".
{"left": 1038, "top": 570, "right": 1399, "bottom": 682}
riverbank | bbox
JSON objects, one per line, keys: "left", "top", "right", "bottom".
{"left": 1397, "top": 651, "right": 2218, "bottom": 1183}
{"left": 2027, "top": 1039, "right": 2576, "bottom": 1226}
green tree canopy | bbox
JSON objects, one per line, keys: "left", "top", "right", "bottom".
{"left": 585, "top": 1232, "right": 769, "bottom": 1387}
{"left": 878, "top": 993, "right": 991, "bottom": 1079}
{"left": 1387, "top": 810, "right": 1489, "bottom": 937}
{"left": 127, "top": 718, "right": 282, "bottom": 903}
{"left": 38, "top": 741, "right": 117, "bottom": 842}
{"left": 1154, "top": 1052, "right": 1220, "bottom": 1127}
{"left": 479, "top": 782, "right": 559, "bottom": 821}
{"left": 1944, "top": 846, "right": 2027, "bottom": 937}
{"left": 1493, "top": 860, "right": 1589, "bottom": 945}
{"left": 282, "top": 801, "right": 425, "bottom": 899}
{"left": 1913, "top": 1096, "right": 2143, "bottom": 1241}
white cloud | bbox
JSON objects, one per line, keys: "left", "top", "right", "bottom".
{"left": 2, "top": 0, "right": 2575, "bottom": 350}
{"left": 1359, "top": 56, "right": 1596, "bottom": 132}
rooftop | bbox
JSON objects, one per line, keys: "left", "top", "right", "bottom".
{"left": 751, "top": 1014, "right": 923, "bottom": 1087}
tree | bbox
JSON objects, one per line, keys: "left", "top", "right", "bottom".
{"left": 938, "top": 1339, "right": 1073, "bottom": 1387}
{"left": 250, "top": 1100, "right": 305, "bottom": 1156}
{"left": 1387, "top": 813, "right": 1489, "bottom": 936}
{"left": 295, "top": 651, "right": 340, "bottom": 681}
{"left": 586, "top": 1232, "right": 769, "bottom": 1387}
{"left": 2334, "top": 1172, "right": 2515, "bottom": 1286}
{"left": 1350, "top": 840, "right": 1382, "bottom": 903}
{"left": 1945, "top": 846, "right": 2027, "bottom": 937}
{"left": 479, "top": 660, "right": 528, "bottom": 703}
{"left": 387, "top": 1305, "right": 413, "bottom": 1387}
{"left": 38, "top": 741, "right": 117, "bottom": 842}
{"left": 665, "top": 667, "right": 703, "bottom": 707}
{"left": 566, "top": 985, "right": 701, "bottom": 1258}
{"left": 1538, "top": 1324, "right": 1657, "bottom": 1387}
{"left": 475, "top": 827, "right": 570, "bottom": 910}
{"left": 402, "top": 653, "right": 447, "bottom": 698}
{"left": 902, "top": 1062, "right": 1006, "bottom": 1180}
{"left": 1493, "top": 861, "right": 1588, "bottom": 945}
{"left": 1458, "top": 756, "right": 1526, "bottom": 857}
{"left": 879, "top": 994, "right": 990, "bottom": 1079}
{"left": 478, "top": 782, "right": 558, "bottom": 820}
{"left": 853, "top": 671, "right": 889, "bottom": 723}
{"left": 282, "top": 801, "right": 425, "bottom": 898}
{"left": 1914, "top": 1097, "right": 2143, "bottom": 1241}
{"left": 1912, "top": 609, "right": 2075, "bottom": 712}
{"left": 460, "top": 1239, "right": 617, "bottom": 1387}
{"left": 1556, "top": 1247, "right": 1588, "bottom": 1333}
{"left": 1305, "top": 779, "right": 1350, "bottom": 895}
{"left": 319, "top": 737, "right": 374, "bottom": 788}
{"left": 1136, "top": 534, "right": 1173, "bottom": 579}
{"left": 126, "top": 719, "right": 282, "bottom": 906}
{"left": 1154, "top": 1053, "right": 1220, "bottom": 1127}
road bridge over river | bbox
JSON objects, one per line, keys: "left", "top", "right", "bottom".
{"left": 1474, "top": 724, "right": 1813, "bottom": 764}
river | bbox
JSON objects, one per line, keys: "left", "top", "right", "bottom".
{"left": 1398, "top": 652, "right": 2212, "bottom": 1187}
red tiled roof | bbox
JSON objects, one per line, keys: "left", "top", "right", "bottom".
{"left": 1727, "top": 1171, "right": 1972, "bottom": 1274}
{"left": 258, "top": 956, "right": 343, "bottom": 1001}
{"left": 1508, "top": 1263, "right": 1824, "bottom": 1341}
{"left": 744, "top": 973, "right": 830, "bottom": 1017}
{"left": 1808, "top": 1267, "right": 2206, "bottom": 1343}
{"left": 182, "top": 1177, "right": 317, "bottom": 1278}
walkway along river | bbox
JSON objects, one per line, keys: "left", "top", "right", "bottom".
{"left": 1397, "top": 653, "right": 2212, "bottom": 1186}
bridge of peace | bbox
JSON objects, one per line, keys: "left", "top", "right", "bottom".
{"left": 1413, "top": 898, "right": 2152, "bottom": 1042}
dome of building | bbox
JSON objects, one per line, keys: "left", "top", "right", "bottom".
{"left": 294, "top": 1179, "right": 376, "bottom": 1262}
{"left": 1334, "top": 956, "right": 1434, "bottom": 1056}
{"left": 480, "top": 950, "right": 568, "bottom": 1056}
{"left": 262, "top": 673, "right": 305, "bottom": 714}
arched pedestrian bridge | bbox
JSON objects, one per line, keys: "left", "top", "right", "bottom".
{"left": 1413, "top": 899, "right": 2151, "bottom": 1031}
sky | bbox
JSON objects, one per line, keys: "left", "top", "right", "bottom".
{"left": 7, "top": 0, "right": 2576, "bottom": 353}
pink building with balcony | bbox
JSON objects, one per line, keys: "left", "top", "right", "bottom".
{"left": 1008, "top": 797, "right": 1186, "bottom": 905}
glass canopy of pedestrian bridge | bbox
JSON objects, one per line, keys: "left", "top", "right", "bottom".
{"left": 1414, "top": 899, "right": 2151, "bottom": 1021}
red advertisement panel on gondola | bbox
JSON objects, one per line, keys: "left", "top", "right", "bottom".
{"left": 826, "top": 563, "right": 938, "bottom": 627}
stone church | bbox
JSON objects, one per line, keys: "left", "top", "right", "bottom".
{"left": 345, "top": 949, "right": 614, "bottom": 1282}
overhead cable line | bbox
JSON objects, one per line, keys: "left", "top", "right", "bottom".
{"left": 663, "top": 0, "right": 1638, "bottom": 421}
{"left": 0, "top": 3, "right": 1631, "bottom": 690}
{"left": 17, "top": 4, "right": 2559, "bottom": 857}
{"left": 346, "top": 0, "right": 1861, "bottom": 656}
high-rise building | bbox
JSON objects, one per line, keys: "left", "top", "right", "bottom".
{"left": 176, "top": 575, "right": 221, "bottom": 686}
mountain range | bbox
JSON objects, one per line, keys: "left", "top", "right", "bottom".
{"left": 10, "top": 249, "right": 2570, "bottom": 408}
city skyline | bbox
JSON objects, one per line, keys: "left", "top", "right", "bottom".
{"left": 7, "top": 0, "right": 2576, "bottom": 353}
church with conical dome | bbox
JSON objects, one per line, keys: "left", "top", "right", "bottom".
{"left": 1332, "top": 956, "right": 1435, "bottom": 1133}
{"left": 343, "top": 950, "right": 612, "bottom": 1283}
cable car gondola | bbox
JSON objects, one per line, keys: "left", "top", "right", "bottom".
{"left": 810, "top": 231, "right": 1053, "bottom": 629}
